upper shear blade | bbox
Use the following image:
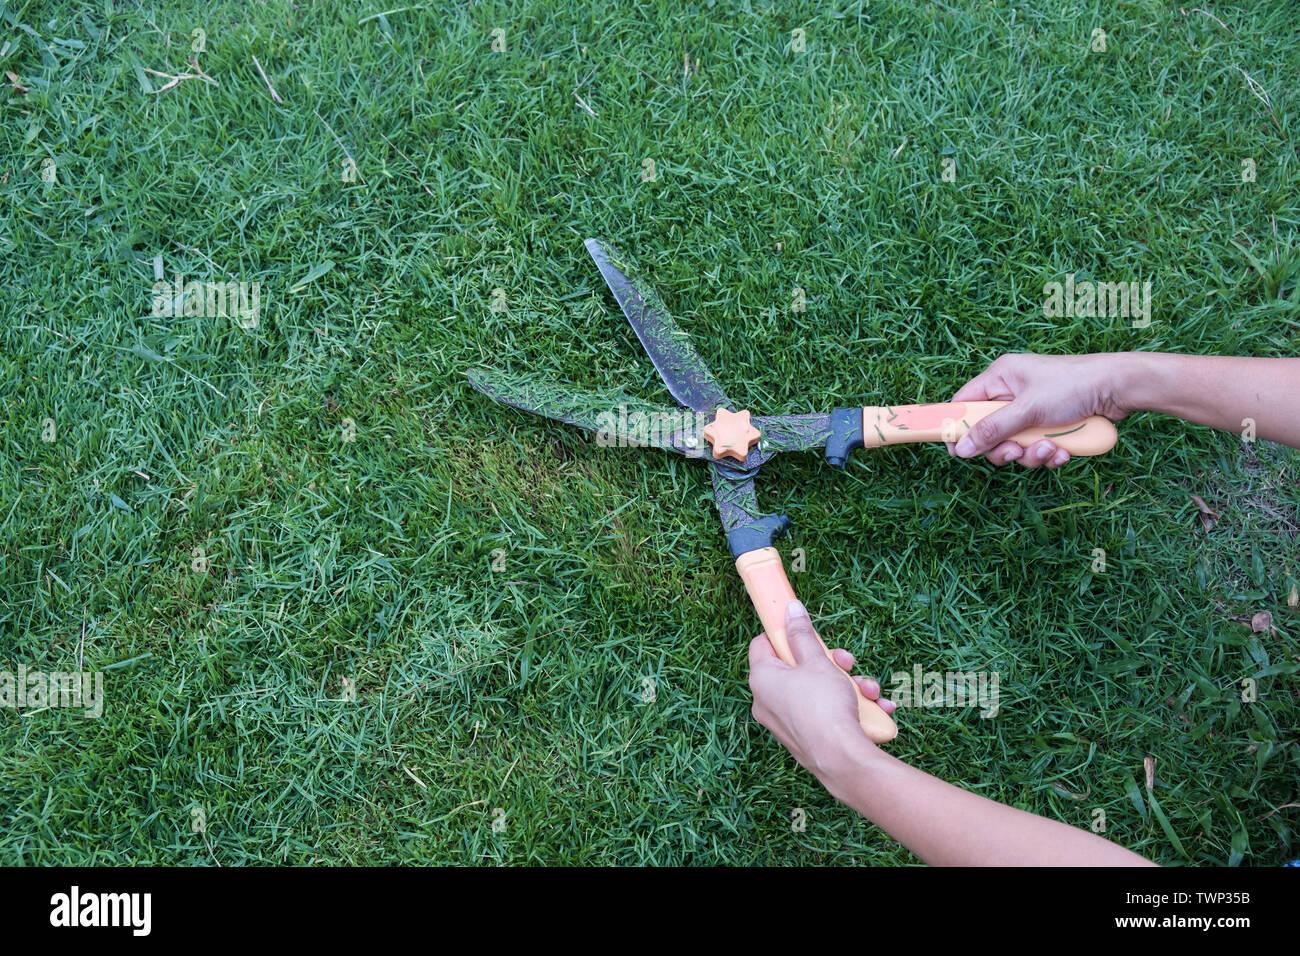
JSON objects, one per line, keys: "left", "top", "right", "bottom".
{"left": 585, "top": 237, "right": 734, "bottom": 415}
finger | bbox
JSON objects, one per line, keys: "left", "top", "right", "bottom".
{"left": 852, "top": 676, "right": 897, "bottom": 713}
{"left": 954, "top": 401, "right": 1041, "bottom": 459}
{"left": 1015, "top": 439, "right": 1057, "bottom": 469}
{"left": 950, "top": 365, "right": 1013, "bottom": 404}
{"left": 784, "top": 600, "right": 827, "bottom": 666}
{"left": 831, "top": 648, "right": 854, "bottom": 672}
{"left": 748, "top": 632, "right": 783, "bottom": 671}
{"left": 853, "top": 675, "right": 880, "bottom": 698}
{"left": 1046, "top": 448, "right": 1070, "bottom": 469}
{"left": 989, "top": 442, "right": 1024, "bottom": 467}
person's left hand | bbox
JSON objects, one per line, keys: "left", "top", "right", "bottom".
{"left": 748, "top": 600, "right": 896, "bottom": 778}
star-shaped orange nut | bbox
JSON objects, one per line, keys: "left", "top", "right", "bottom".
{"left": 702, "top": 408, "right": 761, "bottom": 462}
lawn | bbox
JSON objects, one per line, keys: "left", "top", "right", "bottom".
{"left": 1, "top": 0, "right": 1297, "bottom": 865}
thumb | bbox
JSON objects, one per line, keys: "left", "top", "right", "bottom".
{"left": 954, "top": 400, "right": 1040, "bottom": 458}
{"left": 784, "top": 600, "right": 827, "bottom": 666}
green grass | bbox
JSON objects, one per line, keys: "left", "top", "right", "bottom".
{"left": 1, "top": 0, "right": 1298, "bottom": 865}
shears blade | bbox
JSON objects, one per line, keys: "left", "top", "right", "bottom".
{"left": 585, "top": 237, "right": 734, "bottom": 415}
{"left": 467, "top": 367, "right": 713, "bottom": 459}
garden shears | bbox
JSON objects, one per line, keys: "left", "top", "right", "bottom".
{"left": 468, "top": 239, "right": 1119, "bottom": 742}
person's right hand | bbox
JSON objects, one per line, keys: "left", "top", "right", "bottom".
{"left": 947, "top": 353, "right": 1133, "bottom": 469}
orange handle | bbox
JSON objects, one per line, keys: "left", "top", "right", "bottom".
{"left": 861, "top": 401, "right": 1117, "bottom": 456}
{"left": 735, "top": 547, "right": 898, "bottom": 743}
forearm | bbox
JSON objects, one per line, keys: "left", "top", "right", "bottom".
{"left": 821, "top": 744, "right": 1153, "bottom": 866}
{"left": 1114, "top": 353, "right": 1300, "bottom": 447}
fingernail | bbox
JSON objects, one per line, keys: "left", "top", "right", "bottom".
{"left": 1005, "top": 446, "right": 1023, "bottom": 461}
{"left": 1037, "top": 443, "right": 1054, "bottom": 461}
{"left": 955, "top": 436, "right": 975, "bottom": 457}
{"left": 1052, "top": 450, "right": 1068, "bottom": 466}
{"left": 786, "top": 599, "right": 806, "bottom": 621}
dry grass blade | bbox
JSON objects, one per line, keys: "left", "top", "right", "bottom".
{"left": 144, "top": 56, "right": 218, "bottom": 94}
{"left": 1190, "top": 494, "right": 1218, "bottom": 531}
{"left": 252, "top": 55, "right": 283, "bottom": 104}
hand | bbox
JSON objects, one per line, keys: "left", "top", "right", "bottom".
{"left": 748, "top": 602, "right": 1154, "bottom": 866}
{"left": 748, "top": 600, "right": 895, "bottom": 780}
{"left": 947, "top": 353, "right": 1134, "bottom": 469}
